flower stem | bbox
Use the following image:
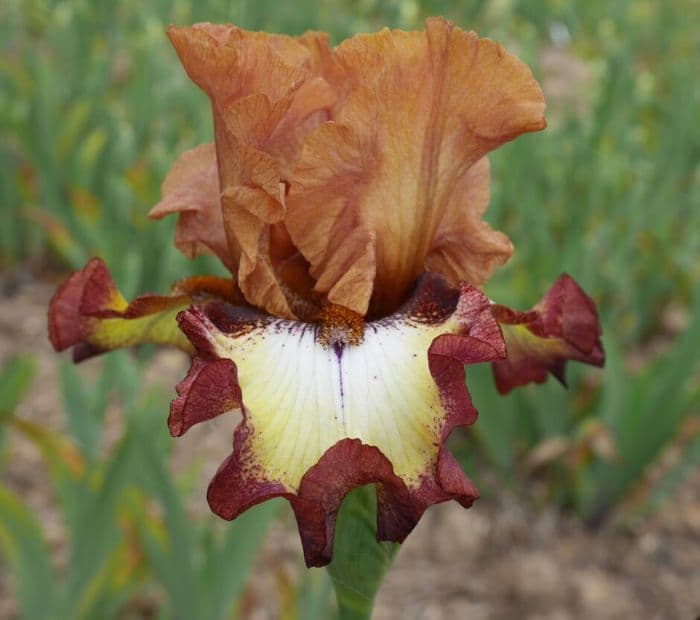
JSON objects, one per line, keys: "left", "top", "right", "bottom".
{"left": 326, "top": 486, "right": 399, "bottom": 620}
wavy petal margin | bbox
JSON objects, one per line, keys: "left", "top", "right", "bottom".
{"left": 166, "top": 23, "right": 335, "bottom": 320}
{"left": 286, "top": 16, "right": 545, "bottom": 317}
{"left": 170, "top": 273, "right": 505, "bottom": 566}
{"left": 166, "top": 23, "right": 331, "bottom": 106}
{"left": 491, "top": 274, "right": 604, "bottom": 394}
{"left": 47, "top": 258, "right": 239, "bottom": 361}
{"left": 149, "top": 143, "right": 233, "bottom": 270}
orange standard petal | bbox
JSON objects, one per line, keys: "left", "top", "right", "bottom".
{"left": 286, "top": 16, "right": 546, "bottom": 318}
{"left": 148, "top": 143, "right": 232, "bottom": 270}
{"left": 165, "top": 23, "right": 336, "bottom": 319}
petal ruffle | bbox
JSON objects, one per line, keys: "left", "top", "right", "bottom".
{"left": 286, "top": 16, "right": 546, "bottom": 317}
{"left": 424, "top": 157, "right": 513, "bottom": 287}
{"left": 491, "top": 274, "right": 604, "bottom": 394}
{"left": 166, "top": 23, "right": 336, "bottom": 319}
{"left": 170, "top": 273, "right": 505, "bottom": 566}
{"left": 148, "top": 143, "right": 232, "bottom": 270}
{"left": 48, "top": 258, "right": 240, "bottom": 361}
{"left": 166, "top": 24, "right": 331, "bottom": 106}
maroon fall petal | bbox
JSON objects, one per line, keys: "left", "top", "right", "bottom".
{"left": 171, "top": 273, "right": 506, "bottom": 566}
{"left": 47, "top": 258, "right": 242, "bottom": 361}
{"left": 168, "top": 357, "right": 242, "bottom": 436}
{"left": 491, "top": 274, "right": 604, "bottom": 394}
{"left": 48, "top": 258, "right": 115, "bottom": 355}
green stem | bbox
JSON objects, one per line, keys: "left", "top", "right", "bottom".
{"left": 326, "top": 486, "right": 399, "bottom": 620}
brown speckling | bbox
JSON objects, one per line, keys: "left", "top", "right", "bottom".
{"left": 316, "top": 304, "right": 365, "bottom": 347}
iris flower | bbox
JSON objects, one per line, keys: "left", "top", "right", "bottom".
{"left": 48, "top": 18, "right": 604, "bottom": 567}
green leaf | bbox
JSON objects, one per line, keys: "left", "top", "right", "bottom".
{"left": 201, "top": 500, "right": 280, "bottom": 620}
{"left": 0, "top": 355, "right": 37, "bottom": 463}
{"left": 0, "top": 355, "right": 36, "bottom": 419}
{"left": 58, "top": 356, "right": 116, "bottom": 462}
{"left": 466, "top": 363, "right": 517, "bottom": 476}
{"left": 578, "top": 292, "right": 700, "bottom": 521}
{"left": 8, "top": 416, "right": 85, "bottom": 479}
{"left": 327, "top": 486, "right": 398, "bottom": 620}
{"left": 295, "top": 569, "right": 334, "bottom": 620}
{"left": 58, "top": 360, "right": 97, "bottom": 454}
{"left": 65, "top": 421, "right": 141, "bottom": 612}
{"left": 644, "top": 430, "right": 700, "bottom": 514}
{"left": 137, "top": 445, "right": 200, "bottom": 620}
{"left": 0, "top": 485, "right": 57, "bottom": 620}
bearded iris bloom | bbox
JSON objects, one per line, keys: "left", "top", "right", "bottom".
{"left": 48, "top": 18, "right": 603, "bottom": 567}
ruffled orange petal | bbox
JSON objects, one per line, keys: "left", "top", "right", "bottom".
{"left": 148, "top": 143, "right": 233, "bottom": 270}
{"left": 167, "top": 23, "right": 335, "bottom": 319}
{"left": 286, "top": 17, "right": 545, "bottom": 317}
{"left": 424, "top": 157, "right": 513, "bottom": 286}
{"left": 167, "top": 24, "right": 328, "bottom": 104}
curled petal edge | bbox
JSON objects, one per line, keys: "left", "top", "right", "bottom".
{"left": 286, "top": 17, "right": 546, "bottom": 318}
{"left": 491, "top": 274, "right": 605, "bottom": 394}
{"left": 170, "top": 273, "right": 505, "bottom": 566}
{"left": 148, "top": 143, "right": 233, "bottom": 270}
{"left": 48, "top": 258, "right": 240, "bottom": 361}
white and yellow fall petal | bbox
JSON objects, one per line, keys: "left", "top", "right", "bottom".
{"left": 170, "top": 274, "right": 506, "bottom": 566}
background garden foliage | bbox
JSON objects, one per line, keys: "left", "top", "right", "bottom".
{"left": 1, "top": 0, "right": 699, "bottom": 618}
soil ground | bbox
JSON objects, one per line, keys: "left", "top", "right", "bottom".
{"left": 1, "top": 274, "right": 698, "bottom": 620}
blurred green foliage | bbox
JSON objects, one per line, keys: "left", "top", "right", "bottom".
{"left": 1, "top": 0, "right": 700, "bottom": 617}
{"left": 1, "top": 353, "right": 287, "bottom": 620}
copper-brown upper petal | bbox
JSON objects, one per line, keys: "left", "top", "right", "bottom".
{"left": 166, "top": 23, "right": 336, "bottom": 318}
{"left": 149, "top": 143, "right": 233, "bottom": 270}
{"left": 424, "top": 157, "right": 514, "bottom": 287}
{"left": 286, "top": 17, "right": 545, "bottom": 317}
{"left": 167, "top": 24, "right": 322, "bottom": 103}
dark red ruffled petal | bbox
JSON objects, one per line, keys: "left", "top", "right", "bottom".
{"left": 48, "top": 258, "right": 239, "bottom": 361}
{"left": 48, "top": 258, "right": 115, "bottom": 357}
{"left": 171, "top": 273, "right": 505, "bottom": 566}
{"left": 168, "top": 357, "right": 242, "bottom": 436}
{"left": 491, "top": 274, "right": 604, "bottom": 394}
